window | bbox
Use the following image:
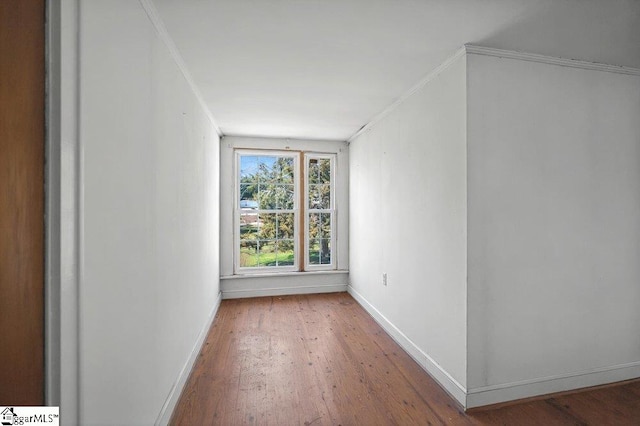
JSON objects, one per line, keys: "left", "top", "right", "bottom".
{"left": 235, "top": 150, "right": 336, "bottom": 274}
{"left": 305, "top": 154, "right": 335, "bottom": 269}
{"left": 237, "top": 152, "right": 298, "bottom": 271}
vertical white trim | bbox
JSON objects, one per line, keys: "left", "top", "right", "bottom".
{"left": 45, "top": 0, "right": 61, "bottom": 406}
{"left": 59, "top": 0, "right": 81, "bottom": 423}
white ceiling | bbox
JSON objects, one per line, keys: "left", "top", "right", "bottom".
{"left": 153, "top": 0, "right": 640, "bottom": 141}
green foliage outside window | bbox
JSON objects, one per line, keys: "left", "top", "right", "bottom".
{"left": 308, "top": 158, "right": 331, "bottom": 265}
{"left": 239, "top": 156, "right": 295, "bottom": 267}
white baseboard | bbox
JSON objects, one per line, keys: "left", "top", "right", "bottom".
{"left": 154, "top": 285, "right": 640, "bottom": 418}
{"left": 348, "top": 285, "right": 640, "bottom": 409}
{"left": 223, "top": 284, "right": 347, "bottom": 299}
{"left": 466, "top": 360, "right": 640, "bottom": 408}
{"left": 155, "top": 291, "right": 223, "bottom": 426}
{"left": 347, "top": 285, "right": 467, "bottom": 407}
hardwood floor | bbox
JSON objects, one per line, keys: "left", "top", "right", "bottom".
{"left": 170, "top": 293, "right": 640, "bottom": 425}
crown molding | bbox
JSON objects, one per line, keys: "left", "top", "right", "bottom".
{"left": 138, "top": 0, "right": 223, "bottom": 136}
{"left": 464, "top": 44, "right": 640, "bottom": 77}
{"left": 348, "top": 44, "right": 640, "bottom": 144}
{"left": 347, "top": 46, "right": 467, "bottom": 143}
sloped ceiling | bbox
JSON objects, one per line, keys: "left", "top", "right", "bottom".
{"left": 152, "top": 0, "right": 640, "bottom": 141}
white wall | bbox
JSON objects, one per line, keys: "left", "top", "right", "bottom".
{"left": 466, "top": 52, "right": 640, "bottom": 406}
{"left": 79, "top": 1, "right": 220, "bottom": 424}
{"left": 348, "top": 54, "right": 468, "bottom": 400}
{"left": 220, "top": 135, "right": 349, "bottom": 298}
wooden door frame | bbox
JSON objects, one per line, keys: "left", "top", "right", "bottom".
{"left": 1, "top": 0, "right": 46, "bottom": 406}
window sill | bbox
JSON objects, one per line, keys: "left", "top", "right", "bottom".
{"left": 220, "top": 270, "right": 349, "bottom": 280}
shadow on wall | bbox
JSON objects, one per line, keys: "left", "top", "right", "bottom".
{"left": 473, "top": 0, "right": 640, "bottom": 68}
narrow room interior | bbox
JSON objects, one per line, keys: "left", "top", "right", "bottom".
{"left": 2, "top": 0, "right": 640, "bottom": 425}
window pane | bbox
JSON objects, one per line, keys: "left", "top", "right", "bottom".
{"left": 279, "top": 184, "right": 294, "bottom": 209}
{"left": 308, "top": 213, "right": 319, "bottom": 239}
{"left": 307, "top": 158, "right": 331, "bottom": 184}
{"left": 265, "top": 184, "right": 293, "bottom": 210}
{"left": 257, "top": 213, "right": 276, "bottom": 239}
{"left": 277, "top": 213, "right": 295, "bottom": 239}
{"left": 308, "top": 157, "right": 330, "bottom": 206}
{"left": 308, "top": 184, "right": 330, "bottom": 209}
{"left": 257, "top": 240, "right": 275, "bottom": 266}
{"left": 309, "top": 239, "right": 320, "bottom": 265}
{"left": 307, "top": 157, "right": 330, "bottom": 185}
{"left": 249, "top": 157, "right": 295, "bottom": 210}
{"left": 240, "top": 156, "right": 259, "bottom": 180}
{"left": 255, "top": 156, "right": 294, "bottom": 184}
{"left": 309, "top": 238, "right": 331, "bottom": 265}
{"left": 319, "top": 184, "right": 330, "bottom": 209}
{"left": 258, "top": 183, "right": 276, "bottom": 209}
{"left": 239, "top": 240, "right": 258, "bottom": 268}
{"left": 308, "top": 213, "right": 331, "bottom": 266}
{"left": 240, "top": 213, "right": 259, "bottom": 239}
{"left": 309, "top": 213, "right": 331, "bottom": 239}
{"left": 274, "top": 157, "right": 294, "bottom": 184}
{"left": 275, "top": 240, "right": 295, "bottom": 266}
{"left": 256, "top": 157, "right": 276, "bottom": 182}
{"left": 319, "top": 213, "right": 331, "bottom": 239}
{"left": 308, "top": 185, "right": 317, "bottom": 209}
{"left": 239, "top": 183, "right": 253, "bottom": 200}
{"left": 308, "top": 159, "right": 320, "bottom": 184}
{"left": 319, "top": 239, "right": 331, "bottom": 264}
{"left": 318, "top": 159, "right": 331, "bottom": 183}
{"left": 242, "top": 213, "right": 296, "bottom": 268}
{"left": 252, "top": 240, "right": 296, "bottom": 267}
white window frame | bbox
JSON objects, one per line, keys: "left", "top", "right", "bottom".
{"left": 234, "top": 150, "right": 300, "bottom": 274}
{"left": 233, "top": 149, "right": 339, "bottom": 275}
{"left": 304, "top": 153, "right": 336, "bottom": 271}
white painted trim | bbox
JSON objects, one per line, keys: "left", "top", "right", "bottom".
{"left": 347, "top": 47, "right": 466, "bottom": 143}
{"left": 348, "top": 43, "right": 640, "bottom": 144}
{"left": 138, "top": 0, "right": 222, "bottom": 135}
{"left": 224, "top": 132, "right": 346, "bottom": 143}
{"left": 223, "top": 284, "right": 347, "bottom": 299}
{"left": 464, "top": 44, "right": 640, "bottom": 76}
{"left": 59, "top": 0, "right": 81, "bottom": 422}
{"left": 466, "top": 360, "right": 640, "bottom": 409}
{"left": 155, "top": 291, "right": 223, "bottom": 426}
{"left": 347, "top": 286, "right": 467, "bottom": 407}
{"left": 221, "top": 270, "right": 348, "bottom": 280}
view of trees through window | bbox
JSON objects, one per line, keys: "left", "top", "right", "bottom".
{"left": 237, "top": 151, "right": 335, "bottom": 271}
{"left": 307, "top": 157, "right": 332, "bottom": 265}
{"left": 239, "top": 155, "right": 296, "bottom": 268}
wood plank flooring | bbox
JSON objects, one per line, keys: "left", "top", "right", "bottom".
{"left": 170, "top": 292, "right": 640, "bottom": 425}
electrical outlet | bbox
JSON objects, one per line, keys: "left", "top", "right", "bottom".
{"left": 382, "top": 273, "right": 387, "bottom": 286}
